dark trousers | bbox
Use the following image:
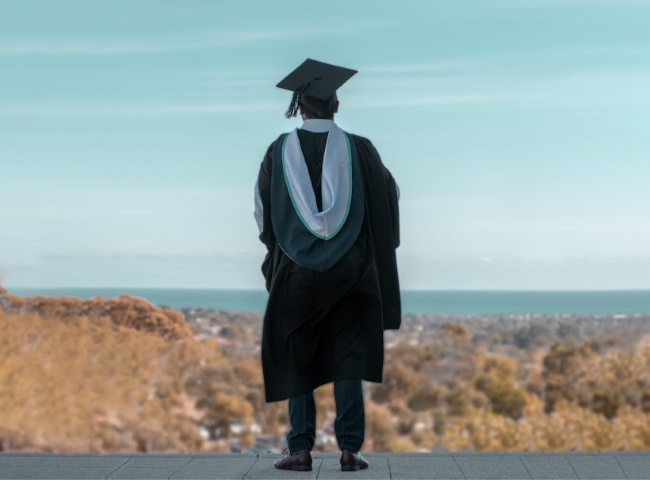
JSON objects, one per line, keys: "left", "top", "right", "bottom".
{"left": 287, "top": 379, "right": 365, "bottom": 452}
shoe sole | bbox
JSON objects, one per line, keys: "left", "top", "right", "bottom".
{"left": 275, "top": 465, "right": 313, "bottom": 471}
{"left": 341, "top": 465, "right": 368, "bottom": 471}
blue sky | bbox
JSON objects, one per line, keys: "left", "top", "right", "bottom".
{"left": 2, "top": 0, "right": 650, "bottom": 290}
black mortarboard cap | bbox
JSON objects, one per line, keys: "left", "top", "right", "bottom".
{"left": 276, "top": 58, "right": 357, "bottom": 118}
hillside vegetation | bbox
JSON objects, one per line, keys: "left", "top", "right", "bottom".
{"left": 1, "top": 286, "right": 649, "bottom": 453}
{"left": 0, "top": 286, "right": 203, "bottom": 452}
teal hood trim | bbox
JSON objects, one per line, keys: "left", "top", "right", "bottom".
{"left": 270, "top": 130, "right": 365, "bottom": 272}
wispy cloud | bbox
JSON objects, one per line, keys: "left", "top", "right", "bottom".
{"left": 347, "top": 93, "right": 516, "bottom": 109}
{"left": 350, "top": 63, "right": 650, "bottom": 109}
{"left": 0, "top": 32, "right": 280, "bottom": 56}
{"left": 3, "top": 69, "right": 649, "bottom": 118}
{"left": 498, "top": 0, "right": 650, "bottom": 7}
{"left": 503, "top": 69, "right": 650, "bottom": 107}
{"left": 0, "top": 22, "right": 389, "bottom": 56}
{"left": 3, "top": 67, "right": 648, "bottom": 118}
{"left": 0, "top": 94, "right": 515, "bottom": 117}
{"left": 360, "top": 59, "right": 494, "bottom": 74}
{"left": 360, "top": 45, "right": 650, "bottom": 78}
{"left": 0, "top": 101, "right": 278, "bottom": 117}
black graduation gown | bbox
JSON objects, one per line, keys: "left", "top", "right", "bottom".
{"left": 256, "top": 129, "right": 401, "bottom": 403}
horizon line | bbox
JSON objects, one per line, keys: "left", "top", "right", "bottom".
{"left": 5, "top": 286, "right": 650, "bottom": 293}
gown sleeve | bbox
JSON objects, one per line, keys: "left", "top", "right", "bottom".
{"left": 255, "top": 143, "right": 277, "bottom": 292}
{"left": 351, "top": 134, "right": 402, "bottom": 329}
{"left": 380, "top": 151, "right": 400, "bottom": 249}
{"left": 358, "top": 137, "right": 400, "bottom": 249}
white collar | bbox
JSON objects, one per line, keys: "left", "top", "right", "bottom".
{"left": 300, "top": 119, "right": 335, "bottom": 133}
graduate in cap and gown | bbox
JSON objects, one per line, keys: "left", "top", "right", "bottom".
{"left": 254, "top": 59, "right": 401, "bottom": 472}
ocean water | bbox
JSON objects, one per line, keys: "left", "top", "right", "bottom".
{"left": 6, "top": 287, "right": 650, "bottom": 315}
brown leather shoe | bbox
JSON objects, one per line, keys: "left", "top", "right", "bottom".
{"left": 274, "top": 448, "right": 312, "bottom": 471}
{"left": 340, "top": 449, "right": 369, "bottom": 471}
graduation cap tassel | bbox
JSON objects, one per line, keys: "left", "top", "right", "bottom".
{"left": 285, "top": 91, "right": 300, "bottom": 118}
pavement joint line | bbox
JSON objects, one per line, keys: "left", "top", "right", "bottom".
{"left": 565, "top": 454, "right": 580, "bottom": 480}
{"left": 451, "top": 455, "right": 468, "bottom": 480}
{"left": 104, "top": 457, "right": 131, "bottom": 478}
{"left": 168, "top": 457, "right": 195, "bottom": 479}
{"left": 516, "top": 455, "right": 533, "bottom": 480}
{"left": 315, "top": 454, "right": 324, "bottom": 479}
{"left": 241, "top": 454, "right": 259, "bottom": 480}
{"left": 613, "top": 454, "right": 630, "bottom": 480}
{"left": 387, "top": 455, "right": 392, "bottom": 479}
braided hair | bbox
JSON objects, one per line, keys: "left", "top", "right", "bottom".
{"left": 284, "top": 76, "right": 337, "bottom": 118}
{"left": 285, "top": 91, "right": 301, "bottom": 118}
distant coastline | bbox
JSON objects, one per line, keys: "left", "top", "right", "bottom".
{"left": 5, "top": 287, "right": 650, "bottom": 315}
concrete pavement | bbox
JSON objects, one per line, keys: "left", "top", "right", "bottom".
{"left": 0, "top": 451, "right": 648, "bottom": 479}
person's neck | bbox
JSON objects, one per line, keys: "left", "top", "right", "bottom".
{"left": 300, "top": 118, "right": 334, "bottom": 133}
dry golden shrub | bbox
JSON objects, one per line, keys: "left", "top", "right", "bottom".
{"left": 0, "top": 286, "right": 194, "bottom": 343}
{"left": 0, "top": 298, "right": 202, "bottom": 453}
